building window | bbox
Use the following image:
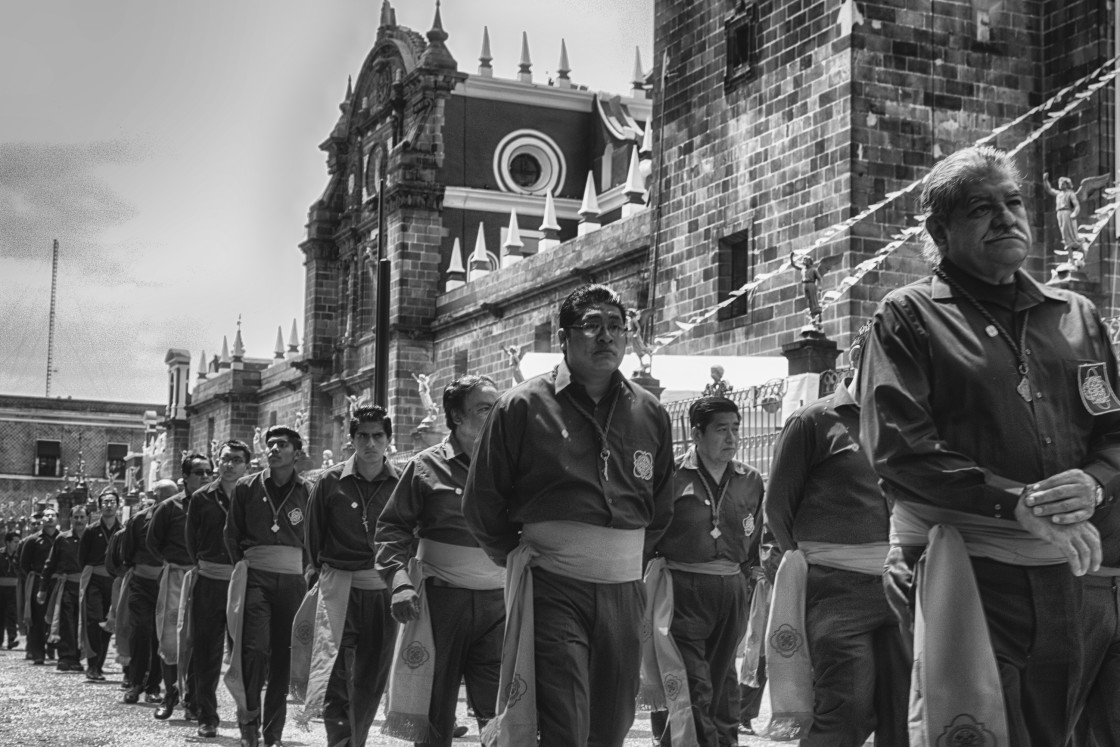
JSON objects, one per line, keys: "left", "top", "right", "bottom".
{"left": 534, "top": 321, "right": 553, "bottom": 353}
{"left": 106, "top": 443, "right": 128, "bottom": 480}
{"left": 717, "top": 228, "right": 752, "bottom": 321}
{"left": 493, "top": 129, "right": 566, "bottom": 195}
{"left": 724, "top": 2, "right": 759, "bottom": 92}
{"left": 510, "top": 154, "right": 543, "bottom": 188}
{"left": 454, "top": 349, "right": 469, "bottom": 378}
{"left": 35, "top": 440, "right": 62, "bottom": 477}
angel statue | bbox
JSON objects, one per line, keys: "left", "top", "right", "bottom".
{"left": 626, "top": 308, "right": 654, "bottom": 374}
{"left": 1043, "top": 172, "right": 1111, "bottom": 267}
{"left": 503, "top": 344, "right": 529, "bottom": 384}
{"left": 790, "top": 252, "right": 824, "bottom": 327}
{"left": 252, "top": 427, "right": 265, "bottom": 461}
{"left": 702, "top": 364, "right": 733, "bottom": 397}
{"left": 412, "top": 372, "right": 440, "bottom": 426}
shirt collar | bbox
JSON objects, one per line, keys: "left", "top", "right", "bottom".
{"left": 679, "top": 445, "right": 750, "bottom": 475}
{"left": 554, "top": 357, "right": 632, "bottom": 397}
{"left": 439, "top": 435, "right": 469, "bottom": 462}
{"left": 931, "top": 260, "right": 1063, "bottom": 307}
{"left": 829, "top": 381, "right": 859, "bottom": 410}
{"left": 339, "top": 454, "right": 399, "bottom": 481}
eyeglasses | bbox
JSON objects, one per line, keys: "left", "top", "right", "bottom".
{"left": 190, "top": 470, "right": 214, "bottom": 477}
{"left": 568, "top": 321, "right": 628, "bottom": 338}
{"left": 218, "top": 455, "right": 245, "bottom": 464}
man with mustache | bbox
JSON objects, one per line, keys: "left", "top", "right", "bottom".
{"left": 464, "top": 283, "right": 675, "bottom": 747}
{"left": 861, "top": 145, "right": 1120, "bottom": 745}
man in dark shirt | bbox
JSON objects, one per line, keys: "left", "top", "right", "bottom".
{"left": 302, "top": 404, "right": 399, "bottom": 747}
{"left": 20, "top": 508, "right": 59, "bottom": 665}
{"left": 39, "top": 504, "right": 88, "bottom": 673}
{"left": 646, "top": 397, "right": 763, "bottom": 747}
{"left": 224, "top": 425, "right": 312, "bottom": 747}
{"left": 121, "top": 479, "right": 178, "bottom": 704}
{"left": 377, "top": 376, "right": 505, "bottom": 746}
{"left": 79, "top": 487, "right": 122, "bottom": 681}
{"left": 0, "top": 531, "right": 21, "bottom": 650}
{"left": 464, "top": 284, "right": 675, "bottom": 747}
{"left": 861, "top": 145, "right": 1120, "bottom": 745}
{"left": 186, "top": 439, "right": 249, "bottom": 739}
{"left": 147, "top": 452, "right": 212, "bottom": 720}
{"left": 765, "top": 330, "right": 908, "bottom": 745}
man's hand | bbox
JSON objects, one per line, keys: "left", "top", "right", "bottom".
{"left": 1021, "top": 469, "right": 1099, "bottom": 524}
{"left": 391, "top": 586, "right": 421, "bottom": 624}
{"left": 1015, "top": 497, "right": 1102, "bottom": 576}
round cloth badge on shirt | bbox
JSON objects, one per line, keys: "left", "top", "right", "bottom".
{"left": 287, "top": 507, "right": 304, "bottom": 526}
{"left": 632, "top": 450, "right": 654, "bottom": 481}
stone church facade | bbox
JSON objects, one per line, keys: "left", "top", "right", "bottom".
{"left": 162, "top": 0, "right": 1114, "bottom": 462}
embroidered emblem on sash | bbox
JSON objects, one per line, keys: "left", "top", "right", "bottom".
{"left": 935, "top": 714, "right": 996, "bottom": 747}
{"left": 769, "top": 623, "right": 803, "bottom": 658}
{"left": 402, "top": 641, "right": 430, "bottom": 669}
{"left": 633, "top": 450, "right": 654, "bottom": 481}
{"left": 287, "top": 507, "right": 304, "bottom": 525}
{"left": 743, "top": 515, "right": 755, "bottom": 536}
{"left": 1078, "top": 362, "right": 1120, "bottom": 415}
{"left": 293, "top": 619, "right": 313, "bottom": 646}
{"left": 663, "top": 673, "right": 683, "bottom": 700}
{"left": 507, "top": 673, "right": 528, "bottom": 707}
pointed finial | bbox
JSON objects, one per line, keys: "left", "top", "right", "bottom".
{"left": 632, "top": 46, "right": 644, "bottom": 91}
{"left": 232, "top": 324, "right": 245, "bottom": 362}
{"left": 219, "top": 336, "right": 231, "bottom": 369}
{"left": 197, "top": 350, "right": 208, "bottom": 380}
{"left": 539, "top": 192, "right": 561, "bottom": 252}
{"left": 432, "top": 0, "right": 445, "bottom": 33}
{"left": 274, "top": 326, "right": 285, "bottom": 360}
{"left": 556, "top": 39, "right": 571, "bottom": 88}
{"left": 287, "top": 319, "right": 300, "bottom": 358}
{"left": 622, "top": 146, "right": 647, "bottom": 217}
{"left": 479, "top": 26, "right": 493, "bottom": 77}
{"left": 578, "top": 172, "right": 601, "bottom": 236}
{"left": 503, "top": 210, "right": 524, "bottom": 264}
{"left": 518, "top": 31, "right": 532, "bottom": 83}
{"left": 426, "top": 0, "right": 448, "bottom": 44}
{"left": 379, "top": 0, "right": 395, "bottom": 28}
{"left": 640, "top": 122, "right": 653, "bottom": 156}
{"left": 446, "top": 237, "right": 467, "bottom": 291}
{"left": 420, "top": 0, "right": 455, "bottom": 68}
{"left": 469, "top": 222, "right": 491, "bottom": 280}
{"left": 345, "top": 75, "right": 353, "bottom": 101}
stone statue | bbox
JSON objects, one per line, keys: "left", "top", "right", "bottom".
{"left": 702, "top": 364, "right": 733, "bottom": 397}
{"left": 790, "top": 252, "right": 824, "bottom": 327}
{"left": 626, "top": 309, "right": 654, "bottom": 374}
{"left": 503, "top": 344, "right": 529, "bottom": 384}
{"left": 412, "top": 372, "right": 440, "bottom": 426}
{"left": 1043, "top": 172, "right": 1110, "bottom": 267}
{"left": 252, "top": 427, "right": 265, "bottom": 460}
{"left": 321, "top": 449, "right": 335, "bottom": 469}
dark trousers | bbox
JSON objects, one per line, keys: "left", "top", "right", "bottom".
{"left": 419, "top": 583, "right": 504, "bottom": 747}
{"left": 803, "top": 566, "right": 909, "bottom": 747}
{"left": 738, "top": 656, "right": 767, "bottom": 726}
{"left": 191, "top": 575, "right": 229, "bottom": 728}
{"left": 650, "top": 571, "right": 749, "bottom": 747}
{"left": 0, "top": 585, "right": 17, "bottom": 645}
{"left": 127, "top": 575, "right": 162, "bottom": 692}
{"left": 56, "top": 580, "right": 80, "bottom": 664}
{"left": 241, "top": 569, "right": 306, "bottom": 744}
{"left": 84, "top": 573, "right": 113, "bottom": 670}
{"left": 887, "top": 548, "right": 1082, "bottom": 747}
{"left": 28, "top": 584, "right": 48, "bottom": 660}
{"left": 321, "top": 585, "right": 396, "bottom": 747}
{"left": 532, "top": 567, "right": 644, "bottom": 747}
{"left": 1069, "top": 575, "right": 1120, "bottom": 747}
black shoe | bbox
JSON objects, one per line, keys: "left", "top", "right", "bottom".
{"left": 144, "top": 691, "right": 163, "bottom": 704}
{"left": 184, "top": 704, "right": 199, "bottom": 722}
{"left": 56, "top": 661, "right": 70, "bottom": 672}
{"left": 453, "top": 722, "right": 469, "bottom": 738}
{"left": 123, "top": 686, "right": 141, "bottom": 704}
{"left": 7, "top": 638, "right": 18, "bottom": 650}
{"left": 32, "top": 659, "right": 44, "bottom": 665}
{"left": 93, "top": 667, "right": 106, "bottom": 681}
{"left": 197, "top": 723, "right": 217, "bottom": 738}
{"left": 85, "top": 669, "right": 100, "bottom": 682}
{"left": 238, "top": 725, "right": 259, "bottom": 747}
{"left": 154, "top": 688, "right": 178, "bottom": 720}
{"left": 739, "top": 721, "right": 756, "bottom": 736}
{"left": 68, "top": 662, "right": 85, "bottom": 672}
{"left": 45, "top": 647, "right": 55, "bottom": 661}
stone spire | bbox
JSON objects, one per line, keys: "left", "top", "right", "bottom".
{"left": 479, "top": 26, "right": 493, "bottom": 77}
{"left": 231, "top": 321, "right": 245, "bottom": 370}
{"left": 539, "top": 191, "right": 561, "bottom": 252}
{"left": 518, "top": 32, "right": 532, "bottom": 83}
{"left": 379, "top": 0, "right": 396, "bottom": 29}
{"left": 196, "top": 350, "right": 207, "bottom": 380}
{"left": 419, "top": 0, "right": 457, "bottom": 70}
{"left": 219, "top": 336, "right": 231, "bottom": 370}
{"left": 345, "top": 75, "right": 353, "bottom": 102}
{"left": 578, "top": 171, "right": 601, "bottom": 235}
{"left": 556, "top": 39, "right": 571, "bottom": 88}
{"left": 445, "top": 237, "right": 466, "bottom": 291}
{"left": 273, "top": 326, "right": 285, "bottom": 360}
{"left": 503, "top": 210, "right": 525, "bottom": 265}
{"left": 469, "top": 223, "right": 491, "bottom": 281}
{"left": 287, "top": 319, "right": 301, "bottom": 359}
{"left": 631, "top": 46, "right": 645, "bottom": 92}
{"left": 622, "top": 146, "right": 647, "bottom": 217}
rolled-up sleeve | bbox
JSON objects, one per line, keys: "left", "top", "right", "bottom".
{"left": 462, "top": 399, "right": 523, "bottom": 565}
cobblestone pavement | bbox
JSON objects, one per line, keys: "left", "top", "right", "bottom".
{"left": 0, "top": 642, "right": 782, "bottom": 746}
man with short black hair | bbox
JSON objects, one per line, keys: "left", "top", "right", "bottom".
{"left": 148, "top": 452, "right": 212, "bottom": 720}
{"left": 39, "top": 504, "right": 88, "bottom": 673}
{"left": 377, "top": 376, "right": 505, "bottom": 746}
{"left": 464, "top": 284, "right": 675, "bottom": 747}
{"left": 225, "top": 425, "right": 313, "bottom": 747}
{"left": 0, "top": 531, "right": 21, "bottom": 650}
{"left": 186, "top": 439, "right": 250, "bottom": 738}
{"left": 78, "top": 487, "right": 123, "bottom": 681}
{"left": 20, "top": 508, "right": 59, "bottom": 665}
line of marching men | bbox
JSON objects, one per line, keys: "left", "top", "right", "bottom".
{"left": 3, "top": 273, "right": 1116, "bottom": 747}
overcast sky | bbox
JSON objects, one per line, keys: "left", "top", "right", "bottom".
{"left": 0, "top": 0, "right": 653, "bottom": 404}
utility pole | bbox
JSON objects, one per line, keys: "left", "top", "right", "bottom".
{"left": 45, "top": 239, "right": 59, "bottom": 397}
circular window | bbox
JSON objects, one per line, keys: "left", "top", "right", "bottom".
{"left": 493, "top": 130, "right": 566, "bottom": 195}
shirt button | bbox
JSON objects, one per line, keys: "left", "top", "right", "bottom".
{"left": 608, "top": 498, "right": 615, "bottom": 504}
{"left": 994, "top": 504, "right": 1001, "bottom": 512}
{"left": 454, "top": 488, "right": 462, "bottom": 495}
{"left": 1043, "top": 436, "right": 1053, "bottom": 445}
{"left": 1035, "top": 392, "right": 1043, "bottom": 399}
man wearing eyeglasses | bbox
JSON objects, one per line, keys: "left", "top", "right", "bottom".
{"left": 464, "top": 284, "right": 675, "bottom": 747}
{"left": 301, "top": 404, "right": 399, "bottom": 747}
{"left": 225, "top": 425, "right": 313, "bottom": 747}
{"left": 78, "top": 486, "right": 123, "bottom": 681}
{"left": 146, "top": 452, "right": 212, "bottom": 720}
{"left": 186, "top": 439, "right": 250, "bottom": 738}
